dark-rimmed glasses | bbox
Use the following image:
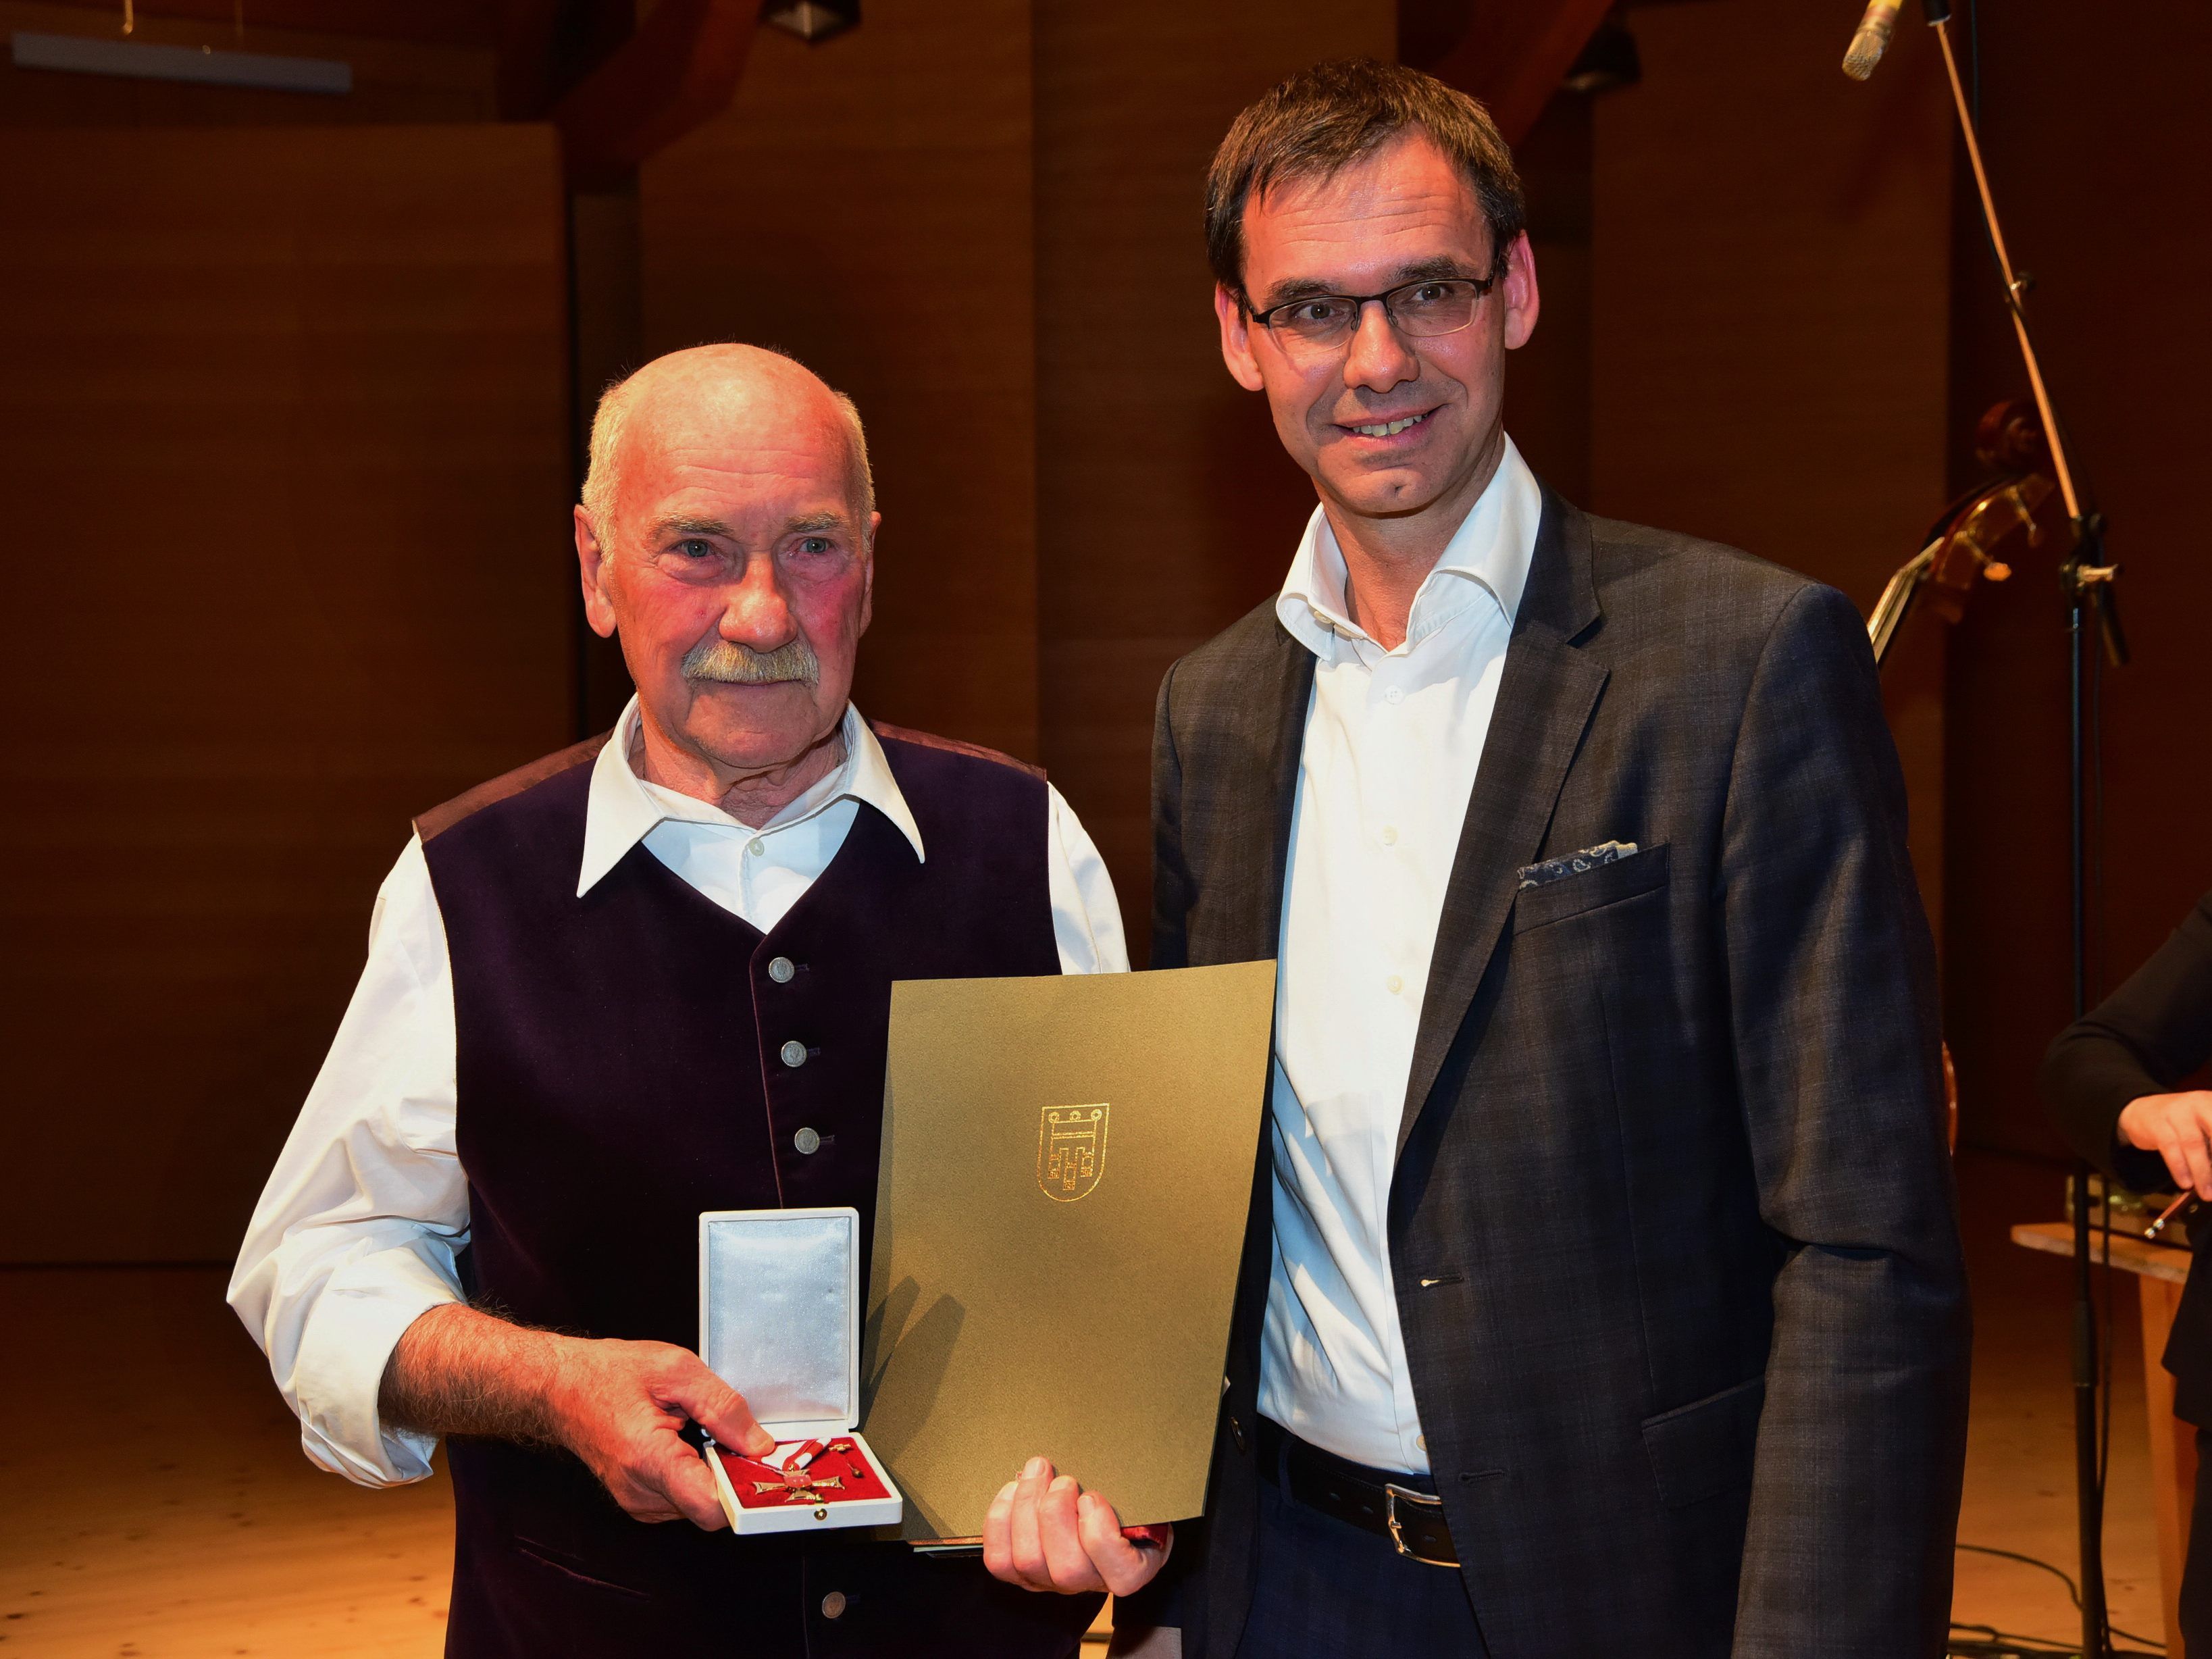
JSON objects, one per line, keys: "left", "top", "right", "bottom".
{"left": 1246, "top": 272, "right": 1499, "bottom": 357}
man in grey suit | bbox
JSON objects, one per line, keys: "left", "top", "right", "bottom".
{"left": 985, "top": 57, "right": 1970, "bottom": 1659}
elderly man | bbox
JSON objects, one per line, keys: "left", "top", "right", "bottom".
{"left": 230, "top": 344, "right": 1125, "bottom": 1656}
{"left": 993, "top": 59, "right": 1970, "bottom": 1659}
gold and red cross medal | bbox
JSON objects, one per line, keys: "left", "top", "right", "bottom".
{"left": 750, "top": 1439, "right": 845, "bottom": 1504}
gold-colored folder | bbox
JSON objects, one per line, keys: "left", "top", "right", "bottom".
{"left": 862, "top": 961, "right": 1277, "bottom": 1543}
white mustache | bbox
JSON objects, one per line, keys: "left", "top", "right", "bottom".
{"left": 681, "top": 637, "right": 821, "bottom": 686}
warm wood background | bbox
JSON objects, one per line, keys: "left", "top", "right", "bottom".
{"left": 640, "top": 0, "right": 1046, "bottom": 765}
{"left": 1031, "top": 0, "right": 1397, "bottom": 959}
{"left": 0, "top": 0, "right": 498, "bottom": 124}
{"left": 3, "top": 0, "right": 2205, "bottom": 1258}
{"left": 1588, "top": 0, "right": 1955, "bottom": 942}
{"left": 1941, "top": 0, "right": 2212, "bottom": 1158}
{"left": 0, "top": 123, "right": 570, "bottom": 1261}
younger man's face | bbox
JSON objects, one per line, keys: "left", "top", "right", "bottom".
{"left": 1216, "top": 131, "right": 1539, "bottom": 535}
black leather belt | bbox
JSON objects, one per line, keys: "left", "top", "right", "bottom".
{"left": 1257, "top": 1417, "right": 1459, "bottom": 1568}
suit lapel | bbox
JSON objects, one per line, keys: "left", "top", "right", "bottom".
{"left": 1242, "top": 623, "right": 1316, "bottom": 963}
{"left": 1397, "top": 491, "right": 1607, "bottom": 1159}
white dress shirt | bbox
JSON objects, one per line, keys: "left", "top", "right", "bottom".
{"left": 1258, "top": 436, "right": 1542, "bottom": 1475}
{"left": 228, "top": 698, "right": 1127, "bottom": 1487}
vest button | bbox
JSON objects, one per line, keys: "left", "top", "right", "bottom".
{"left": 768, "top": 956, "right": 796, "bottom": 984}
{"left": 779, "top": 1040, "right": 808, "bottom": 1068}
{"left": 821, "top": 1590, "right": 847, "bottom": 1619}
{"left": 794, "top": 1126, "right": 821, "bottom": 1155}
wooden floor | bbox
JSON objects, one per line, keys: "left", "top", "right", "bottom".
{"left": 0, "top": 1265, "right": 453, "bottom": 1656}
{"left": 0, "top": 1150, "right": 2175, "bottom": 1655}
{"left": 1951, "top": 1150, "right": 2169, "bottom": 1652}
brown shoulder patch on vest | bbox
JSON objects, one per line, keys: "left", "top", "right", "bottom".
{"left": 869, "top": 720, "right": 1044, "bottom": 782}
{"left": 415, "top": 731, "right": 615, "bottom": 844}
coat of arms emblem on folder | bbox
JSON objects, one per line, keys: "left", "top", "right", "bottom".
{"left": 1037, "top": 1104, "right": 1109, "bottom": 1202}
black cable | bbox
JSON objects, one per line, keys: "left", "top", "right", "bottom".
{"left": 1950, "top": 1624, "right": 2164, "bottom": 1657}
{"left": 2069, "top": 530, "right": 2117, "bottom": 1659}
{"left": 1961, "top": 1541, "right": 2090, "bottom": 1606}
{"left": 2090, "top": 638, "right": 2109, "bottom": 1004}
{"left": 2098, "top": 1197, "right": 2114, "bottom": 1512}
{"left": 1955, "top": 1544, "right": 2167, "bottom": 1651}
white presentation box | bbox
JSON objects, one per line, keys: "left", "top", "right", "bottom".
{"left": 697, "top": 1206, "right": 904, "bottom": 1535}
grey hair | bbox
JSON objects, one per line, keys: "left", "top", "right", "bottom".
{"left": 578, "top": 346, "right": 876, "bottom": 540}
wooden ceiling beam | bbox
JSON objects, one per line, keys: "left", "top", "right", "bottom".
{"left": 548, "top": 0, "right": 758, "bottom": 188}
{"left": 1425, "top": 0, "right": 1622, "bottom": 147}
{"left": 495, "top": 0, "right": 636, "bottom": 124}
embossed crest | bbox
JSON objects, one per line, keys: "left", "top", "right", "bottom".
{"left": 1037, "top": 1104, "right": 1109, "bottom": 1202}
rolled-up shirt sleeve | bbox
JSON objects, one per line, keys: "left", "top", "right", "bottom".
{"left": 1046, "top": 783, "right": 1129, "bottom": 975}
{"left": 226, "top": 834, "right": 467, "bottom": 1487}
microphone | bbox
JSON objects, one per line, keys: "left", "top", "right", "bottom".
{"left": 1841, "top": 0, "right": 1904, "bottom": 80}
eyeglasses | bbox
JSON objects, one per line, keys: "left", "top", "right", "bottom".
{"left": 1245, "top": 272, "right": 1499, "bottom": 357}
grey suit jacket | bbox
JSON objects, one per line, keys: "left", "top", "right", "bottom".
{"left": 1125, "top": 489, "right": 1970, "bottom": 1658}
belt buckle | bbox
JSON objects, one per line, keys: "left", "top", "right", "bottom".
{"left": 1382, "top": 1481, "right": 1455, "bottom": 1568}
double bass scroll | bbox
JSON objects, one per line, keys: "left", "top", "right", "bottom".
{"left": 1866, "top": 397, "right": 2063, "bottom": 669}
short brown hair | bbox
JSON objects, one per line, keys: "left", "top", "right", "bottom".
{"left": 1204, "top": 59, "right": 1526, "bottom": 299}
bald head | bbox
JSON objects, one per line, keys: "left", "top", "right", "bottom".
{"left": 580, "top": 344, "right": 875, "bottom": 539}
{"left": 571, "top": 341, "right": 880, "bottom": 818}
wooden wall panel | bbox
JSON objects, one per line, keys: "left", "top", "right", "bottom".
{"left": 0, "top": 0, "right": 499, "bottom": 126}
{"left": 0, "top": 126, "right": 571, "bottom": 1260}
{"left": 637, "top": 2, "right": 1040, "bottom": 762}
{"left": 1033, "top": 0, "right": 1396, "bottom": 962}
{"left": 1943, "top": 2, "right": 2212, "bottom": 1157}
{"left": 1509, "top": 92, "right": 1595, "bottom": 507}
{"left": 1589, "top": 1, "right": 1954, "bottom": 937}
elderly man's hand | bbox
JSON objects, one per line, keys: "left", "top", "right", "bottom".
{"left": 544, "top": 1335, "right": 775, "bottom": 1527}
{"left": 981, "top": 1456, "right": 1173, "bottom": 1596}
{"left": 382, "top": 1305, "right": 774, "bottom": 1531}
{"left": 2119, "top": 1090, "right": 2212, "bottom": 1199}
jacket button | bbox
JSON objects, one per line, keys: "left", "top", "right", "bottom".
{"left": 1229, "top": 1415, "right": 1248, "bottom": 1454}
{"left": 779, "top": 1040, "right": 808, "bottom": 1068}
{"left": 769, "top": 956, "right": 796, "bottom": 984}
{"left": 820, "top": 1590, "right": 846, "bottom": 1619}
{"left": 794, "top": 1127, "right": 821, "bottom": 1154}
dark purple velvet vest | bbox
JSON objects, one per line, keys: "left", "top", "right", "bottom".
{"left": 417, "top": 726, "right": 1098, "bottom": 1658}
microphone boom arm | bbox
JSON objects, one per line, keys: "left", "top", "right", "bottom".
{"left": 1920, "top": 0, "right": 2125, "bottom": 662}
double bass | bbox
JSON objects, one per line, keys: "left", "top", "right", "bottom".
{"left": 1866, "top": 397, "right": 2063, "bottom": 668}
{"left": 1864, "top": 397, "right": 2068, "bottom": 1149}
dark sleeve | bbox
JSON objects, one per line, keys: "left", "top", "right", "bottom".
{"left": 1721, "top": 585, "right": 1972, "bottom": 1659}
{"left": 2040, "top": 891, "right": 2212, "bottom": 1194}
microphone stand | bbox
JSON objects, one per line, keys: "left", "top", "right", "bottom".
{"left": 1917, "top": 5, "right": 2128, "bottom": 1654}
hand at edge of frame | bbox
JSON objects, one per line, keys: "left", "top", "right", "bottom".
{"left": 2119, "top": 1089, "right": 2212, "bottom": 1200}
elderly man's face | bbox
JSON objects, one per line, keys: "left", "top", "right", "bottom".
{"left": 1214, "top": 131, "right": 1538, "bottom": 532}
{"left": 577, "top": 374, "right": 876, "bottom": 782}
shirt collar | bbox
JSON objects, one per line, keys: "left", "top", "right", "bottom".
{"left": 1276, "top": 433, "right": 1541, "bottom": 661}
{"left": 576, "top": 698, "right": 926, "bottom": 897}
